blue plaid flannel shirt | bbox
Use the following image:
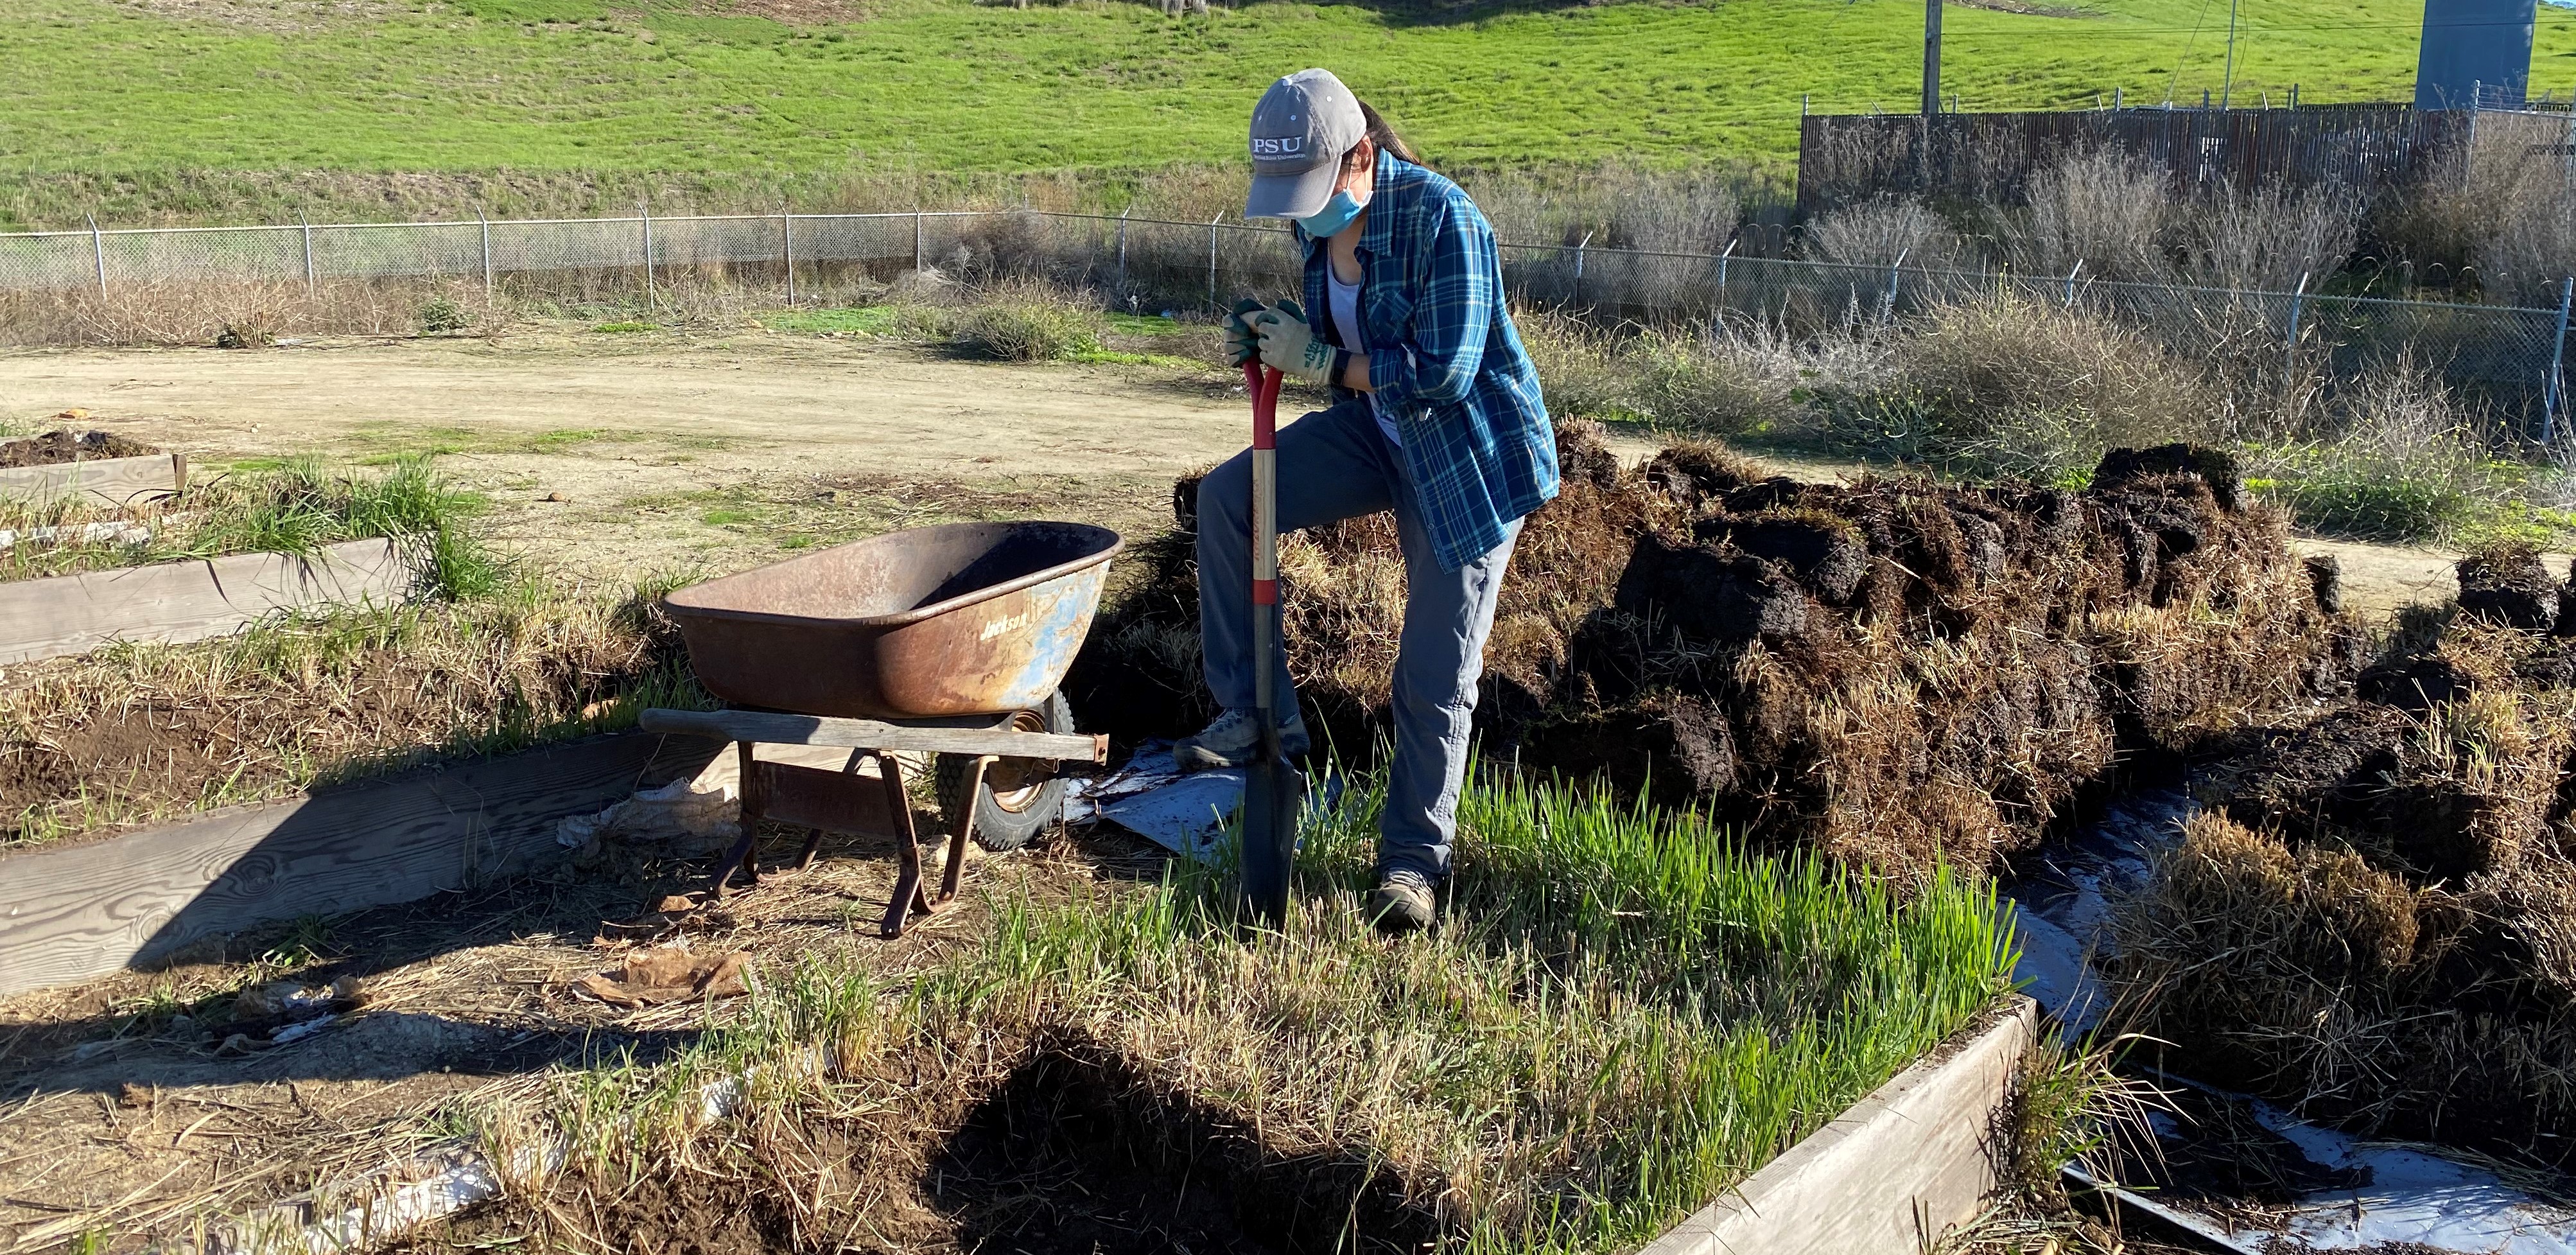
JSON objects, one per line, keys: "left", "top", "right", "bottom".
{"left": 1298, "top": 150, "right": 1558, "bottom": 572}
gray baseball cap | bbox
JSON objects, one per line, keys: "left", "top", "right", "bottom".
{"left": 1244, "top": 69, "right": 1366, "bottom": 220}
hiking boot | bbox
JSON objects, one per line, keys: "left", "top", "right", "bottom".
{"left": 1174, "top": 706, "right": 1310, "bottom": 771}
{"left": 1368, "top": 868, "right": 1438, "bottom": 935}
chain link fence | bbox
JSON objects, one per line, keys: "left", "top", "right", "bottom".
{"left": 6, "top": 207, "right": 2568, "bottom": 437}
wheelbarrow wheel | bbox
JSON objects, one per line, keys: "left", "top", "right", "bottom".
{"left": 935, "top": 691, "right": 1074, "bottom": 852}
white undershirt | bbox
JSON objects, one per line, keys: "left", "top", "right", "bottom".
{"left": 1327, "top": 268, "right": 1400, "bottom": 448}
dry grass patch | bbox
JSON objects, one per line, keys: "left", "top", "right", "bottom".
{"left": 1074, "top": 426, "right": 2358, "bottom": 885}
{"left": 2112, "top": 583, "right": 2576, "bottom": 1169}
{"left": 0, "top": 582, "right": 704, "bottom": 846}
{"left": 432, "top": 775, "right": 2011, "bottom": 1254}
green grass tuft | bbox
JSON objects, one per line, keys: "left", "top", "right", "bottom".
{"left": 1, "top": 455, "right": 501, "bottom": 598}
{"left": 526, "top": 769, "right": 2012, "bottom": 1251}
{"left": 762, "top": 305, "right": 901, "bottom": 336}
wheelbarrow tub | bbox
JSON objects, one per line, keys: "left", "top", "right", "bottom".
{"left": 661, "top": 521, "right": 1123, "bottom": 719}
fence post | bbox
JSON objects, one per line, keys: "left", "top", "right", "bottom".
{"left": 2283, "top": 270, "right": 2311, "bottom": 379}
{"left": 1208, "top": 213, "right": 1222, "bottom": 308}
{"left": 1573, "top": 231, "right": 1592, "bottom": 306}
{"left": 87, "top": 214, "right": 105, "bottom": 297}
{"left": 640, "top": 203, "right": 656, "bottom": 309}
{"left": 2545, "top": 276, "right": 2573, "bottom": 444}
{"left": 913, "top": 211, "right": 924, "bottom": 274}
{"left": 2064, "top": 258, "right": 2082, "bottom": 306}
{"left": 299, "top": 211, "right": 315, "bottom": 298}
{"left": 1883, "top": 247, "right": 1908, "bottom": 322}
{"left": 1116, "top": 209, "right": 1129, "bottom": 292}
{"left": 2463, "top": 84, "right": 2483, "bottom": 193}
{"left": 1717, "top": 236, "right": 1736, "bottom": 310}
{"left": 781, "top": 209, "right": 794, "bottom": 303}
{"left": 477, "top": 209, "right": 492, "bottom": 299}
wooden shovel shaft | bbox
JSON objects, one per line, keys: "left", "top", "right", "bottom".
{"left": 1244, "top": 361, "right": 1282, "bottom": 718}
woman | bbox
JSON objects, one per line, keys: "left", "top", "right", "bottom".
{"left": 1176, "top": 68, "right": 1558, "bottom": 933}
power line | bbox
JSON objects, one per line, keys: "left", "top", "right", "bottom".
{"left": 2168, "top": 0, "right": 2217, "bottom": 105}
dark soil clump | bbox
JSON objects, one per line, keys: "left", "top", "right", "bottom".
{"left": 2117, "top": 594, "right": 2576, "bottom": 1168}
{"left": 2457, "top": 542, "right": 2563, "bottom": 633}
{"left": 1070, "top": 423, "right": 2358, "bottom": 882}
{"left": 0, "top": 428, "right": 157, "bottom": 469}
{"left": 928, "top": 1049, "right": 1435, "bottom": 1255}
{"left": 420, "top": 1040, "right": 1441, "bottom": 1255}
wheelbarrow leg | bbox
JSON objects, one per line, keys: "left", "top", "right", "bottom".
{"left": 708, "top": 739, "right": 764, "bottom": 902}
{"left": 936, "top": 755, "right": 991, "bottom": 907}
{"left": 793, "top": 748, "right": 865, "bottom": 872}
{"left": 878, "top": 753, "right": 935, "bottom": 938}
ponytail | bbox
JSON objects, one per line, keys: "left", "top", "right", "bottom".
{"left": 1354, "top": 100, "right": 1420, "bottom": 168}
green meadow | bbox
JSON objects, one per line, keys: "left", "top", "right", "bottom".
{"left": 6, "top": 0, "right": 2576, "bottom": 225}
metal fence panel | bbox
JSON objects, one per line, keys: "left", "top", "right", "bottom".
{"left": 104, "top": 226, "right": 303, "bottom": 285}
{"left": 790, "top": 213, "right": 910, "bottom": 268}
{"left": 0, "top": 232, "right": 98, "bottom": 292}
{"left": 3, "top": 207, "right": 2567, "bottom": 434}
{"left": 652, "top": 215, "right": 783, "bottom": 269}
{"left": 314, "top": 222, "right": 482, "bottom": 280}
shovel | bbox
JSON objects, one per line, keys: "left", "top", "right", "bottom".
{"left": 1239, "top": 356, "right": 1301, "bottom": 927}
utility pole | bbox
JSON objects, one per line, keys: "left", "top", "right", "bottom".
{"left": 2219, "top": 0, "right": 2241, "bottom": 110}
{"left": 1920, "top": 0, "right": 1942, "bottom": 193}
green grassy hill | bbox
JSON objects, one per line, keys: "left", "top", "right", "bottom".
{"left": 4, "top": 0, "right": 2575, "bottom": 225}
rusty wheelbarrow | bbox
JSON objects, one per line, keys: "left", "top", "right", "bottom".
{"left": 640, "top": 521, "right": 1122, "bottom": 936}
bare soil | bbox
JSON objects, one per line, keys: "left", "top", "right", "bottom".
{"left": 0, "top": 796, "right": 1176, "bottom": 1250}
{"left": 400, "top": 1039, "right": 1436, "bottom": 1255}
{"left": 0, "top": 428, "right": 159, "bottom": 468}
{"left": 0, "top": 328, "right": 1242, "bottom": 580}
{"left": 0, "top": 324, "right": 2563, "bottom": 1249}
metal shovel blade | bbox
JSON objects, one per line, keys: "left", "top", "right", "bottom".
{"left": 1241, "top": 747, "right": 1302, "bottom": 926}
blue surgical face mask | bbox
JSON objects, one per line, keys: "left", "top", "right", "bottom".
{"left": 1296, "top": 188, "right": 1368, "bottom": 239}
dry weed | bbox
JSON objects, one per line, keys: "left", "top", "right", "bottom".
{"left": 1074, "top": 425, "right": 2355, "bottom": 886}
{"left": 1805, "top": 196, "right": 1966, "bottom": 270}
{"left": 458, "top": 777, "right": 2008, "bottom": 1254}
{"left": 0, "top": 586, "right": 699, "bottom": 844}
{"left": 2008, "top": 147, "right": 2177, "bottom": 285}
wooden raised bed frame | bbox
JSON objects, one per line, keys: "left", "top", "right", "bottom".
{"left": 0, "top": 536, "right": 406, "bottom": 665}
{"left": 0, "top": 452, "right": 186, "bottom": 509}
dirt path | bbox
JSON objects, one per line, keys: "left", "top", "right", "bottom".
{"left": 8, "top": 328, "right": 2552, "bottom": 615}
{"left": 0, "top": 329, "right": 1254, "bottom": 581}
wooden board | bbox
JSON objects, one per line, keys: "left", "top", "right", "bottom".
{"left": 0, "top": 453, "right": 184, "bottom": 509}
{"left": 1639, "top": 999, "right": 2036, "bottom": 1255}
{"left": 760, "top": 760, "right": 903, "bottom": 836}
{"left": 0, "top": 536, "right": 405, "bottom": 665}
{"left": 640, "top": 707, "right": 1106, "bottom": 762}
{"left": 0, "top": 733, "right": 721, "bottom": 997}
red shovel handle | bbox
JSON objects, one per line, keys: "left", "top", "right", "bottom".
{"left": 1242, "top": 360, "right": 1282, "bottom": 446}
{"left": 1243, "top": 362, "right": 1283, "bottom": 607}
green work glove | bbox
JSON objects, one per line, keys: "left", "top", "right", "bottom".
{"left": 1222, "top": 297, "right": 1266, "bottom": 368}
{"left": 1251, "top": 298, "right": 1334, "bottom": 385}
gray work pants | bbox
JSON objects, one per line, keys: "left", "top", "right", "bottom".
{"left": 1194, "top": 397, "right": 1521, "bottom": 882}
